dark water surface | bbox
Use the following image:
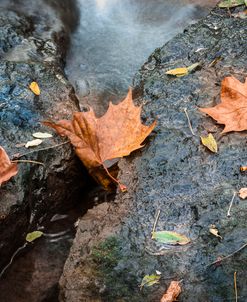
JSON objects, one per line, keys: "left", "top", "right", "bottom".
{"left": 66, "top": 0, "right": 218, "bottom": 114}
{"left": 0, "top": 0, "right": 217, "bottom": 301}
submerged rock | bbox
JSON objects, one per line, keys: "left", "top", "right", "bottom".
{"left": 59, "top": 6, "right": 247, "bottom": 302}
{"left": 0, "top": 0, "right": 86, "bottom": 286}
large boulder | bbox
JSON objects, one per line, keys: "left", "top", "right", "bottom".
{"left": 59, "top": 5, "right": 247, "bottom": 302}
{"left": 0, "top": 0, "right": 86, "bottom": 272}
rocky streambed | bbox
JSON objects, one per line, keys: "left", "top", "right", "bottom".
{"left": 0, "top": 0, "right": 247, "bottom": 302}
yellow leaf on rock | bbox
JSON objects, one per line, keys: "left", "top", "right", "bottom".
{"left": 140, "top": 274, "right": 161, "bottom": 289}
{"left": 200, "top": 133, "right": 218, "bottom": 153}
{"left": 165, "top": 67, "right": 188, "bottom": 77}
{"left": 25, "top": 139, "right": 43, "bottom": 148}
{"left": 239, "top": 188, "right": 247, "bottom": 199}
{"left": 29, "top": 81, "right": 40, "bottom": 95}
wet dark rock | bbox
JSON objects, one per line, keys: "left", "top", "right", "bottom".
{"left": 59, "top": 6, "right": 247, "bottom": 302}
{"left": 0, "top": 0, "right": 86, "bottom": 292}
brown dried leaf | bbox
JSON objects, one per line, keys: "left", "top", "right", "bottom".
{"left": 199, "top": 76, "right": 247, "bottom": 133}
{"left": 43, "top": 89, "right": 156, "bottom": 189}
{"left": 239, "top": 188, "right": 247, "bottom": 199}
{"left": 0, "top": 146, "right": 18, "bottom": 186}
{"left": 160, "top": 281, "right": 181, "bottom": 302}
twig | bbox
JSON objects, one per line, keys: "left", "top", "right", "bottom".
{"left": 11, "top": 159, "right": 44, "bottom": 166}
{"left": 227, "top": 192, "right": 236, "bottom": 217}
{"left": 12, "top": 141, "right": 70, "bottom": 159}
{"left": 152, "top": 209, "right": 161, "bottom": 236}
{"left": 207, "top": 242, "right": 247, "bottom": 267}
{"left": 184, "top": 108, "right": 195, "bottom": 136}
{"left": 0, "top": 243, "right": 27, "bottom": 278}
{"left": 234, "top": 272, "right": 238, "bottom": 302}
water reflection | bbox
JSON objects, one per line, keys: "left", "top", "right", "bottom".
{"left": 66, "top": 0, "right": 217, "bottom": 114}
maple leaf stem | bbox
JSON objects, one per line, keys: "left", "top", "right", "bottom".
{"left": 102, "top": 163, "right": 127, "bottom": 192}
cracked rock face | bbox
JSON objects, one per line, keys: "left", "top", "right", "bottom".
{"left": 0, "top": 0, "right": 86, "bottom": 274}
{"left": 59, "top": 6, "right": 247, "bottom": 302}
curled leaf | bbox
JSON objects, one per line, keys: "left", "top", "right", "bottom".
{"left": 200, "top": 133, "right": 218, "bottom": 153}
{"left": 25, "top": 139, "right": 43, "bottom": 148}
{"left": 29, "top": 81, "right": 40, "bottom": 96}
{"left": 140, "top": 274, "right": 161, "bottom": 289}
{"left": 26, "top": 231, "right": 44, "bottom": 242}
{"left": 165, "top": 63, "right": 200, "bottom": 77}
{"left": 32, "top": 132, "right": 53, "bottom": 139}
{"left": 160, "top": 281, "right": 181, "bottom": 302}
{"left": 152, "top": 231, "right": 190, "bottom": 245}
{"left": 239, "top": 188, "right": 247, "bottom": 199}
{"left": 209, "top": 225, "right": 222, "bottom": 240}
{"left": 0, "top": 146, "right": 18, "bottom": 186}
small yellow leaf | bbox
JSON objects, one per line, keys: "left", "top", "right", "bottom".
{"left": 25, "top": 139, "right": 43, "bottom": 148}
{"left": 239, "top": 188, "right": 247, "bottom": 199}
{"left": 26, "top": 231, "right": 43, "bottom": 242}
{"left": 201, "top": 133, "right": 218, "bottom": 153}
{"left": 32, "top": 132, "right": 53, "bottom": 139}
{"left": 165, "top": 67, "right": 188, "bottom": 77}
{"left": 29, "top": 81, "right": 40, "bottom": 95}
{"left": 209, "top": 225, "right": 222, "bottom": 239}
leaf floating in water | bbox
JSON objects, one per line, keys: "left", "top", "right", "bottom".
{"left": 32, "top": 132, "right": 53, "bottom": 139}
{"left": 201, "top": 133, "right": 218, "bottom": 153}
{"left": 152, "top": 231, "right": 190, "bottom": 245}
{"left": 160, "top": 281, "right": 181, "bottom": 302}
{"left": 140, "top": 274, "right": 161, "bottom": 289}
{"left": 29, "top": 81, "right": 41, "bottom": 96}
{"left": 218, "top": 0, "right": 245, "bottom": 8}
{"left": 209, "top": 225, "right": 222, "bottom": 240}
{"left": 239, "top": 188, "right": 247, "bottom": 199}
{"left": 26, "top": 231, "right": 44, "bottom": 242}
{"left": 25, "top": 139, "right": 43, "bottom": 148}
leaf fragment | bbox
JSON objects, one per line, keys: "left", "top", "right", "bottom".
{"left": 0, "top": 146, "right": 18, "bottom": 186}
{"left": 140, "top": 274, "right": 161, "bottom": 289}
{"left": 25, "top": 139, "right": 43, "bottom": 148}
{"left": 160, "top": 281, "right": 181, "bottom": 302}
{"left": 209, "top": 225, "right": 222, "bottom": 240}
{"left": 32, "top": 132, "right": 53, "bottom": 139}
{"left": 232, "top": 9, "right": 247, "bottom": 18}
{"left": 218, "top": 0, "right": 245, "bottom": 8}
{"left": 199, "top": 76, "right": 247, "bottom": 133}
{"left": 26, "top": 231, "right": 44, "bottom": 242}
{"left": 200, "top": 133, "right": 218, "bottom": 153}
{"left": 239, "top": 188, "right": 247, "bottom": 199}
{"left": 152, "top": 231, "right": 190, "bottom": 245}
{"left": 29, "top": 81, "right": 41, "bottom": 95}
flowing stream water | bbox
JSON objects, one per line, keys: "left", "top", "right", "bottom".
{"left": 0, "top": 1, "right": 218, "bottom": 301}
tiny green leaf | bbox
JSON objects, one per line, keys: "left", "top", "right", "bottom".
{"left": 152, "top": 231, "right": 190, "bottom": 245}
{"left": 140, "top": 274, "right": 161, "bottom": 289}
{"left": 200, "top": 133, "right": 218, "bottom": 153}
{"left": 218, "top": 0, "right": 245, "bottom": 8}
{"left": 187, "top": 62, "right": 200, "bottom": 72}
{"left": 26, "top": 231, "right": 44, "bottom": 242}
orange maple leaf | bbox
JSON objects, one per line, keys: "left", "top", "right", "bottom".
{"left": 43, "top": 89, "right": 156, "bottom": 190}
{"left": 200, "top": 76, "right": 247, "bottom": 133}
{"left": 0, "top": 146, "right": 18, "bottom": 186}
{"left": 160, "top": 281, "right": 181, "bottom": 302}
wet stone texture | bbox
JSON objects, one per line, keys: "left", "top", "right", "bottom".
{"left": 59, "top": 6, "right": 247, "bottom": 302}
{"left": 0, "top": 0, "right": 86, "bottom": 274}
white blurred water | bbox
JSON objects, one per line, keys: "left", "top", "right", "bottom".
{"left": 65, "top": 0, "right": 216, "bottom": 112}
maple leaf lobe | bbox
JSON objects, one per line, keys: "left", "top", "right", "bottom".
{"left": 199, "top": 76, "right": 247, "bottom": 133}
